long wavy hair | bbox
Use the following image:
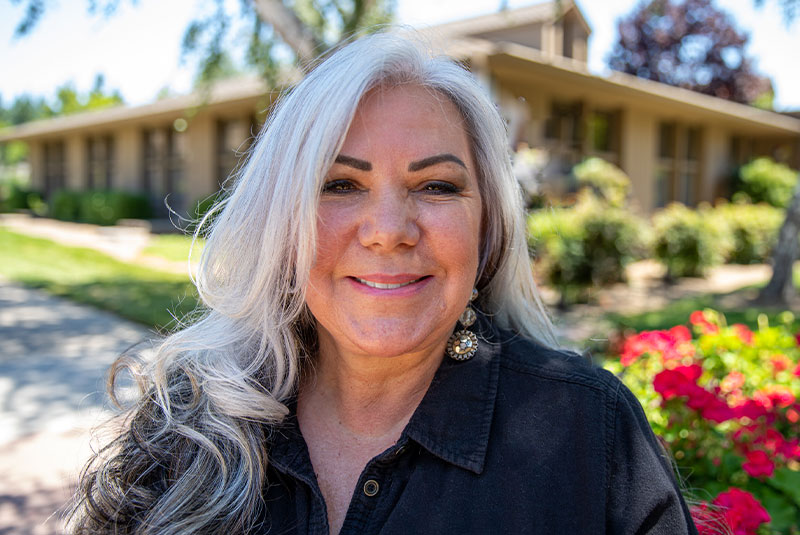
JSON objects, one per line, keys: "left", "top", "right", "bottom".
{"left": 69, "top": 31, "right": 556, "bottom": 534}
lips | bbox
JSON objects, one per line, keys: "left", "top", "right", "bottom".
{"left": 348, "top": 274, "right": 431, "bottom": 291}
{"left": 354, "top": 277, "right": 427, "bottom": 289}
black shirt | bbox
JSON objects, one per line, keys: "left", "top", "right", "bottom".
{"left": 256, "top": 319, "right": 698, "bottom": 534}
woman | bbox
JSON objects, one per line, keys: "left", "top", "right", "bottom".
{"left": 71, "top": 33, "right": 697, "bottom": 534}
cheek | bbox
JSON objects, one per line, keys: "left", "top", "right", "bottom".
{"left": 424, "top": 205, "right": 482, "bottom": 276}
{"left": 311, "top": 205, "right": 354, "bottom": 273}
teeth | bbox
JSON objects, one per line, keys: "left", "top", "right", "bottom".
{"left": 357, "top": 277, "right": 422, "bottom": 289}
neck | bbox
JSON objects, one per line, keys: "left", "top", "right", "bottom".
{"left": 299, "top": 334, "right": 445, "bottom": 438}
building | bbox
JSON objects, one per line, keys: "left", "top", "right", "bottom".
{"left": 1, "top": 1, "right": 799, "bottom": 215}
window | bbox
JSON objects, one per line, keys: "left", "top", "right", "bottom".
{"left": 587, "top": 109, "right": 620, "bottom": 164}
{"left": 142, "top": 127, "right": 186, "bottom": 215}
{"left": 545, "top": 101, "right": 583, "bottom": 175}
{"left": 216, "top": 117, "right": 257, "bottom": 185}
{"left": 43, "top": 140, "right": 65, "bottom": 196}
{"left": 86, "top": 135, "right": 115, "bottom": 189}
{"left": 656, "top": 122, "right": 701, "bottom": 207}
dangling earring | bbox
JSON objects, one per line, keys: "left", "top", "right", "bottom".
{"left": 447, "top": 288, "right": 479, "bottom": 361}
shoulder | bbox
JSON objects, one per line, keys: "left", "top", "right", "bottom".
{"left": 494, "top": 329, "right": 622, "bottom": 398}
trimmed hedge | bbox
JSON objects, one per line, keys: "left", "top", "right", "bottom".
{"left": 528, "top": 191, "right": 648, "bottom": 303}
{"left": 0, "top": 183, "right": 44, "bottom": 213}
{"left": 50, "top": 189, "right": 151, "bottom": 225}
{"left": 711, "top": 202, "right": 784, "bottom": 264}
{"left": 652, "top": 203, "right": 732, "bottom": 279}
{"left": 735, "top": 158, "right": 798, "bottom": 208}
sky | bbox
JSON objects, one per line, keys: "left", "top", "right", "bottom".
{"left": 1, "top": 0, "right": 798, "bottom": 111}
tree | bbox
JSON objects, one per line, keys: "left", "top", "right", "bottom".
{"left": 12, "top": 0, "right": 395, "bottom": 87}
{"left": 751, "top": 0, "right": 799, "bottom": 305}
{"left": 757, "top": 179, "right": 800, "bottom": 304}
{"left": 608, "top": 0, "right": 771, "bottom": 105}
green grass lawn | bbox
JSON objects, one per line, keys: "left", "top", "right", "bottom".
{"left": 607, "top": 267, "right": 800, "bottom": 334}
{"left": 141, "top": 233, "right": 205, "bottom": 262}
{"left": 0, "top": 228, "right": 199, "bottom": 331}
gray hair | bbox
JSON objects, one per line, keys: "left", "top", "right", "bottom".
{"left": 69, "top": 31, "right": 555, "bottom": 534}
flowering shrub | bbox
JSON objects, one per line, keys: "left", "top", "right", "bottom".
{"left": 606, "top": 309, "right": 800, "bottom": 534}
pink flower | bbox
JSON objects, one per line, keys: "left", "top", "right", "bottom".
{"left": 720, "top": 371, "right": 745, "bottom": 393}
{"left": 731, "top": 399, "right": 768, "bottom": 421}
{"left": 690, "top": 310, "right": 719, "bottom": 334}
{"left": 754, "top": 385, "right": 795, "bottom": 410}
{"left": 732, "top": 324, "right": 754, "bottom": 345}
{"left": 712, "top": 488, "right": 771, "bottom": 535}
{"left": 653, "top": 365, "right": 703, "bottom": 400}
{"left": 742, "top": 450, "right": 774, "bottom": 478}
{"left": 620, "top": 328, "right": 694, "bottom": 366}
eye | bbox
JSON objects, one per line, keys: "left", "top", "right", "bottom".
{"left": 420, "top": 181, "right": 460, "bottom": 195}
{"left": 322, "top": 179, "right": 358, "bottom": 194}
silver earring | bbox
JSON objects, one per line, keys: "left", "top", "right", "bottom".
{"left": 447, "top": 288, "right": 478, "bottom": 361}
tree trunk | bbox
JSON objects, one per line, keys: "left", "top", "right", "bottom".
{"left": 758, "top": 176, "right": 800, "bottom": 303}
{"left": 252, "top": 0, "right": 322, "bottom": 67}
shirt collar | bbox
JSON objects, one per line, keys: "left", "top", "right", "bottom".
{"left": 269, "top": 313, "right": 502, "bottom": 477}
{"left": 401, "top": 313, "right": 501, "bottom": 475}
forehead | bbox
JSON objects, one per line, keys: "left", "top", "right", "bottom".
{"left": 341, "top": 84, "right": 471, "bottom": 158}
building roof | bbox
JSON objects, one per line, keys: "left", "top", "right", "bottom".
{"left": 486, "top": 41, "right": 800, "bottom": 134}
{"left": 1, "top": 2, "right": 797, "bottom": 142}
{"left": 0, "top": 77, "right": 271, "bottom": 142}
{"left": 418, "top": 0, "right": 590, "bottom": 39}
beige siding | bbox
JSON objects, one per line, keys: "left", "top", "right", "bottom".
{"left": 65, "top": 137, "right": 84, "bottom": 189}
{"left": 620, "top": 108, "right": 657, "bottom": 212}
{"left": 116, "top": 127, "right": 140, "bottom": 192}
{"left": 184, "top": 114, "right": 217, "bottom": 204}
{"left": 28, "top": 143, "right": 44, "bottom": 192}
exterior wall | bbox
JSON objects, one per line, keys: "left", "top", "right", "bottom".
{"left": 184, "top": 114, "right": 216, "bottom": 205}
{"left": 477, "top": 24, "right": 543, "bottom": 50}
{"left": 115, "top": 127, "right": 141, "bottom": 192}
{"left": 28, "top": 142, "right": 44, "bottom": 192}
{"left": 64, "top": 136, "right": 84, "bottom": 189}
{"left": 619, "top": 108, "right": 657, "bottom": 212}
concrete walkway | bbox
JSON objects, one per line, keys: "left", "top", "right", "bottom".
{"left": 0, "top": 281, "right": 153, "bottom": 534}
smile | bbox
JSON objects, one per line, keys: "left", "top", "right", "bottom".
{"left": 353, "top": 276, "right": 428, "bottom": 289}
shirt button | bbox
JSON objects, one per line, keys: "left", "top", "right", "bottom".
{"left": 363, "top": 479, "right": 380, "bottom": 497}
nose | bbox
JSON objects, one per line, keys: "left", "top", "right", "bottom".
{"left": 358, "top": 185, "right": 420, "bottom": 250}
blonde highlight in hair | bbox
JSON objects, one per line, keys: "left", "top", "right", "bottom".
{"left": 69, "top": 31, "right": 555, "bottom": 533}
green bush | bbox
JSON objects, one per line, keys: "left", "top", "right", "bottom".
{"left": 528, "top": 191, "right": 648, "bottom": 303}
{"left": 50, "top": 189, "right": 151, "bottom": 225}
{"left": 0, "top": 183, "right": 44, "bottom": 213}
{"left": 736, "top": 158, "right": 798, "bottom": 208}
{"left": 652, "top": 203, "right": 732, "bottom": 279}
{"left": 606, "top": 310, "right": 800, "bottom": 533}
{"left": 50, "top": 190, "right": 84, "bottom": 221}
{"left": 711, "top": 202, "right": 784, "bottom": 264}
{"left": 573, "top": 157, "right": 631, "bottom": 208}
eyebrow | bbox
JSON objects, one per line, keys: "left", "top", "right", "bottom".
{"left": 408, "top": 154, "right": 467, "bottom": 172}
{"left": 334, "top": 155, "right": 371, "bottom": 171}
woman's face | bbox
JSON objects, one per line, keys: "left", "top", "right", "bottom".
{"left": 305, "top": 84, "right": 483, "bottom": 361}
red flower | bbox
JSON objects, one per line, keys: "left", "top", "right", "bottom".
{"left": 712, "top": 488, "right": 771, "bottom": 535}
{"left": 653, "top": 365, "right": 702, "bottom": 400}
{"left": 742, "top": 450, "right": 774, "bottom": 478}
{"left": 690, "top": 310, "right": 719, "bottom": 334}
{"left": 731, "top": 400, "right": 768, "bottom": 421}
{"left": 620, "top": 327, "right": 694, "bottom": 366}
{"left": 770, "top": 353, "right": 792, "bottom": 374}
{"left": 754, "top": 385, "right": 795, "bottom": 410}
{"left": 795, "top": 332, "right": 800, "bottom": 347}
{"left": 732, "top": 324, "right": 754, "bottom": 345}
